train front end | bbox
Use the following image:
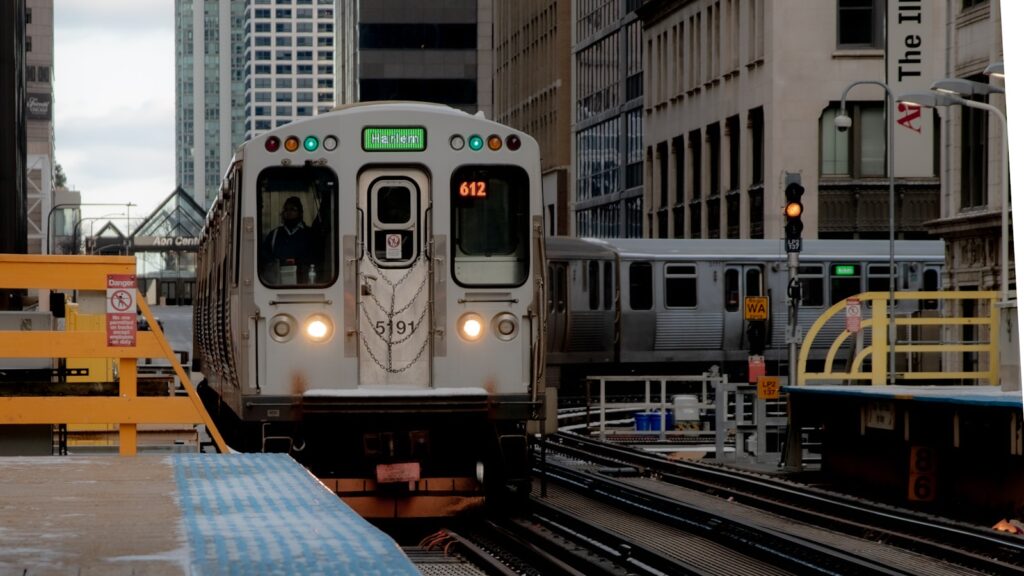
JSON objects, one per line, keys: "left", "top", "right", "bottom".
{"left": 199, "top": 103, "right": 547, "bottom": 517}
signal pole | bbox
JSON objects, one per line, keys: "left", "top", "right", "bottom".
{"left": 782, "top": 173, "right": 804, "bottom": 471}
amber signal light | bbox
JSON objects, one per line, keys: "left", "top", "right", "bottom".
{"left": 284, "top": 136, "right": 300, "bottom": 152}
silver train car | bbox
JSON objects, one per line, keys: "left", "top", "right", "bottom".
{"left": 193, "top": 102, "right": 548, "bottom": 517}
{"left": 545, "top": 237, "right": 944, "bottom": 389}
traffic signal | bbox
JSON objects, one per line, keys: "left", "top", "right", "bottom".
{"left": 784, "top": 181, "right": 804, "bottom": 249}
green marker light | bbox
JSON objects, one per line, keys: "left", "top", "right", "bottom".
{"left": 468, "top": 135, "right": 484, "bottom": 151}
{"left": 303, "top": 136, "right": 319, "bottom": 152}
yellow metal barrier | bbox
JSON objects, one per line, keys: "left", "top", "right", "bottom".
{"left": 0, "top": 254, "right": 228, "bottom": 455}
{"left": 798, "top": 291, "right": 999, "bottom": 386}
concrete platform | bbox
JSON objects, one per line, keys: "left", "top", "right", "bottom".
{"left": 0, "top": 453, "right": 419, "bottom": 575}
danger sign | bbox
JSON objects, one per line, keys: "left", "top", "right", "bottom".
{"left": 845, "top": 297, "right": 862, "bottom": 333}
{"left": 106, "top": 274, "right": 137, "bottom": 347}
{"left": 744, "top": 296, "right": 769, "bottom": 321}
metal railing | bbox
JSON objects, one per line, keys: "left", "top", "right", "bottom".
{"left": 0, "top": 254, "right": 227, "bottom": 454}
{"left": 798, "top": 291, "right": 999, "bottom": 386}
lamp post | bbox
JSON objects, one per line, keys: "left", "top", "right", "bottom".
{"left": 898, "top": 86, "right": 1009, "bottom": 305}
{"left": 835, "top": 81, "right": 897, "bottom": 385}
{"left": 73, "top": 213, "right": 126, "bottom": 255}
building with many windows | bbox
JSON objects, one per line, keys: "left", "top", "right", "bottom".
{"left": 638, "top": 0, "right": 943, "bottom": 241}
{"left": 573, "top": 0, "right": 645, "bottom": 238}
{"left": 175, "top": 0, "right": 247, "bottom": 209}
{"left": 494, "top": 0, "right": 572, "bottom": 236}
{"left": 336, "top": 0, "right": 493, "bottom": 116}
{"left": 243, "top": 0, "right": 337, "bottom": 139}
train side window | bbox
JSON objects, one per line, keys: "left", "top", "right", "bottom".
{"left": 451, "top": 165, "right": 530, "bottom": 287}
{"left": 665, "top": 264, "right": 697, "bottom": 308}
{"left": 629, "top": 262, "right": 652, "bottom": 310}
{"left": 588, "top": 261, "right": 600, "bottom": 310}
{"left": 921, "top": 268, "right": 939, "bottom": 310}
{"left": 557, "top": 265, "right": 567, "bottom": 312}
{"left": 724, "top": 269, "right": 739, "bottom": 311}
{"left": 745, "top": 268, "right": 763, "bottom": 297}
{"left": 865, "top": 264, "right": 891, "bottom": 308}
{"left": 798, "top": 265, "right": 824, "bottom": 307}
{"left": 257, "top": 166, "right": 338, "bottom": 288}
{"left": 603, "top": 261, "right": 613, "bottom": 310}
{"left": 829, "top": 263, "right": 861, "bottom": 304}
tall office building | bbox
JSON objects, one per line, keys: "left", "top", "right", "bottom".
{"left": 573, "top": 0, "right": 645, "bottom": 238}
{"left": 494, "top": 0, "right": 572, "bottom": 236}
{"left": 243, "top": 0, "right": 337, "bottom": 140}
{"left": 174, "top": 0, "right": 247, "bottom": 210}
{"left": 334, "top": 0, "right": 493, "bottom": 116}
{"left": 25, "top": 0, "right": 55, "bottom": 255}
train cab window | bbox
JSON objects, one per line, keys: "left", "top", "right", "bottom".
{"left": 369, "top": 178, "right": 419, "bottom": 267}
{"left": 797, "top": 265, "right": 824, "bottom": 307}
{"left": 665, "top": 264, "right": 697, "bottom": 308}
{"left": 629, "top": 262, "right": 653, "bottom": 310}
{"left": 257, "top": 166, "right": 338, "bottom": 288}
{"left": 829, "top": 263, "right": 861, "bottom": 304}
{"left": 724, "top": 269, "right": 740, "bottom": 311}
{"left": 451, "top": 165, "right": 530, "bottom": 287}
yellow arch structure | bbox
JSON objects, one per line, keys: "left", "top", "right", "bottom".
{"left": 0, "top": 254, "right": 227, "bottom": 454}
{"left": 797, "top": 291, "right": 999, "bottom": 386}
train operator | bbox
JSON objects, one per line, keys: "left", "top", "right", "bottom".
{"left": 261, "top": 195, "right": 314, "bottom": 284}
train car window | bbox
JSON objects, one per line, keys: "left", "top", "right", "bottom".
{"left": 724, "top": 269, "right": 739, "bottom": 311}
{"left": 376, "top": 185, "right": 411, "bottom": 224}
{"left": 665, "top": 264, "right": 697, "bottom": 308}
{"left": 745, "top": 268, "right": 763, "bottom": 297}
{"left": 629, "top": 262, "right": 652, "bottom": 310}
{"left": 603, "top": 261, "right": 613, "bottom": 310}
{"left": 588, "top": 261, "right": 599, "bottom": 310}
{"left": 829, "top": 263, "right": 861, "bottom": 304}
{"left": 257, "top": 166, "right": 338, "bottom": 289}
{"left": 798, "top": 265, "right": 824, "bottom": 307}
{"left": 865, "top": 264, "right": 891, "bottom": 308}
{"left": 451, "top": 165, "right": 530, "bottom": 287}
{"left": 921, "top": 268, "right": 939, "bottom": 310}
{"left": 556, "top": 265, "right": 567, "bottom": 312}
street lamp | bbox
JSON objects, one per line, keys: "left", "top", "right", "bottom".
{"left": 898, "top": 85, "right": 1009, "bottom": 305}
{"left": 984, "top": 61, "right": 1004, "bottom": 79}
{"left": 835, "top": 80, "right": 897, "bottom": 385}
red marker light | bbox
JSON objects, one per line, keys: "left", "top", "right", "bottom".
{"left": 265, "top": 136, "right": 281, "bottom": 152}
{"left": 505, "top": 134, "right": 521, "bottom": 151}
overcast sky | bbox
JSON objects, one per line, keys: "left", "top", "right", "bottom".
{"left": 54, "top": 0, "right": 175, "bottom": 225}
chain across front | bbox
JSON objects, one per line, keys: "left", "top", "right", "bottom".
{"left": 359, "top": 253, "right": 431, "bottom": 374}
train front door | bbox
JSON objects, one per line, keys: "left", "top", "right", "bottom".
{"left": 722, "top": 264, "right": 765, "bottom": 355}
{"left": 356, "top": 167, "right": 432, "bottom": 388}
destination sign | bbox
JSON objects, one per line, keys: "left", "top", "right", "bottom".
{"left": 363, "top": 127, "right": 426, "bottom": 152}
{"left": 833, "top": 264, "right": 857, "bottom": 277}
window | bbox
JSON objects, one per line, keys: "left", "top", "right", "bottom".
{"left": 257, "top": 166, "right": 338, "bottom": 288}
{"left": 359, "top": 24, "right": 476, "bottom": 49}
{"left": 37, "top": 66, "right": 49, "bottom": 83}
{"left": 798, "top": 265, "right": 825, "bottom": 307}
{"left": 588, "top": 261, "right": 600, "bottom": 310}
{"left": 665, "top": 265, "right": 697, "bottom": 307}
{"left": 821, "top": 103, "right": 885, "bottom": 177}
{"left": 837, "top": 0, "right": 883, "bottom": 48}
{"left": 629, "top": 262, "right": 653, "bottom": 310}
{"left": 255, "top": 36, "right": 271, "bottom": 46}
{"left": 962, "top": 0, "right": 988, "bottom": 9}
{"left": 276, "top": 77, "right": 292, "bottom": 88}
{"left": 603, "top": 262, "right": 613, "bottom": 310}
{"left": 451, "top": 166, "right": 530, "bottom": 287}
{"left": 961, "top": 89, "right": 989, "bottom": 209}
{"left": 830, "top": 264, "right": 861, "bottom": 304}
{"left": 749, "top": 107, "right": 764, "bottom": 185}
{"left": 724, "top": 269, "right": 739, "bottom": 311}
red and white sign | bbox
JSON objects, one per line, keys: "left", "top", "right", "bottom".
{"left": 845, "top": 297, "right": 862, "bottom": 333}
{"left": 106, "top": 274, "right": 137, "bottom": 347}
{"left": 748, "top": 354, "right": 765, "bottom": 384}
{"left": 385, "top": 233, "right": 402, "bottom": 260}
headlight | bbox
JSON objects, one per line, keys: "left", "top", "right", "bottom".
{"left": 304, "top": 314, "right": 334, "bottom": 342}
{"left": 270, "top": 314, "right": 297, "bottom": 343}
{"left": 458, "top": 313, "right": 484, "bottom": 341}
{"left": 492, "top": 312, "right": 518, "bottom": 341}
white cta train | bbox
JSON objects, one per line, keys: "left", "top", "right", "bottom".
{"left": 193, "top": 102, "right": 549, "bottom": 517}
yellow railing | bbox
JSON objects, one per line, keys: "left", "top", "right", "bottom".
{"left": 0, "top": 254, "right": 227, "bottom": 455}
{"left": 798, "top": 291, "right": 999, "bottom": 386}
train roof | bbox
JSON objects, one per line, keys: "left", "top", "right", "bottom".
{"left": 547, "top": 237, "right": 944, "bottom": 262}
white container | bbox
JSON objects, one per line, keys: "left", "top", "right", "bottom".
{"left": 673, "top": 394, "right": 700, "bottom": 422}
